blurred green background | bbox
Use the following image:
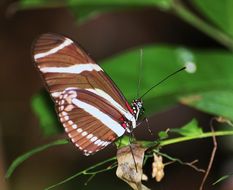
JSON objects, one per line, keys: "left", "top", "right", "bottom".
{"left": 1, "top": 0, "right": 233, "bottom": 190}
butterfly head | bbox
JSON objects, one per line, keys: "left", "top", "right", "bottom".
{"left": 132, "top": 99, "right": 144, "bottom": 120}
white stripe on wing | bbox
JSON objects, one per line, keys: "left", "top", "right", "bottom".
{"left": 72, "top": 98, "right": 125, "bottom": 137}
{"left": 34, "top": 38, "right": 73, "bottom": 60}
{"left": 86, "top": 88, "right": 136, "bottom": 128}
{"left": 39, "top": 64, "right": 102, "bottom": 74}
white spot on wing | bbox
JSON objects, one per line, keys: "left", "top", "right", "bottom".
{"left": 72, "top": 124, "right": 77, "bottom": 129}
{"left": 77, "top": 128, "right": 83, "bottom": 133}
{"left": 68, "top": 120, "right": 73, "bottom": 125}
{"left": 62, "top": 111, "right": 67, "bottom": 116}
{"left": 87, "top": 134, "right": 93, "bottom": 139}
{"left": 51, "top": 92, "right": 62, "bottom": 98}
{"left": 98, "top": 141, "right": 103, "bottom": 146}
{"left": 75, "top": 143, "right": 79, "bottom": 147}
{"left": 82, "top": 131, "right": 87, "bottom": 136}
{"left": 94, "top": 139, "right": 101, "bottom": 145}
{"left": 91, "top": 136, "right": 97, "bottom": 142}
{"left": 65, "top": 105, "right": 75, "bottom": 111}
{"left": 59, "top": 106, "right": 64, "bottom": 111}
{"left": 103, "top": 141, "right": 110, "bottom": 147}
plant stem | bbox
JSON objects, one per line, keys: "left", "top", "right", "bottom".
{"left": 171, "top": 0, "right": 233, "bottom": 51}
{"left": 142, "top": 130, "right": 233, "bottom": 147}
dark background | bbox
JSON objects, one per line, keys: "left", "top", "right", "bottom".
{"left": 0, "top": 1, "right": 232, "bottom": 190}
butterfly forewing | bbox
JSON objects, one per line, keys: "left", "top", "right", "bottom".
{"left": 33, "top": 33, "right": 134, "bottom": 155}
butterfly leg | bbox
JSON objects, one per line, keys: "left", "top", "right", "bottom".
{"left": 137, "top": 117, "right": 155, "bottom": 138}
{"left": 127, "top": 127, "right": 138, "bottom": 172}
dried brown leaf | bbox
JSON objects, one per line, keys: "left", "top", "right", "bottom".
{"left": 116, "top": 144, "right": 150, "bottom": 190}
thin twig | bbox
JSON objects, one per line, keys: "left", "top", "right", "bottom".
{"left": 145, "top": 117, "right": 154, "bottom": 137}
{"left": 183, "top": 160, "right": 205, "bottom": 173}
{"left": 153, "top": 150, "right": 205, "bottom": 173}
{"left": 84, "top": 161, "right": 117, "bottom": 175}
{"left": 84, "top": 174, "right": 96, "bottom": 186}
{"left": 199, "top": 118, "right": 218, "bottom": 190}
{"left": 215, "top": 116, "right": 233, "bottom": 127}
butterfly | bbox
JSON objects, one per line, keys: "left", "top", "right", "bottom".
{"left": 32, "top": 33, "right": 144, "bottom": 156}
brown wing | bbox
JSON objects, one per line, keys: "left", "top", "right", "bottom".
{"left": 32, "top": 33, "right": 134, "bottom": 155}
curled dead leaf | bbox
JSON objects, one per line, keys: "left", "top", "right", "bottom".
{"left": 152, "top": 153, "right": 165, "bottom": 182}
{"left": 142, "top": 174, "right": 148, "bottom": 181}
{"left": 116, "top": 144, "right": 150, "bottom": 190}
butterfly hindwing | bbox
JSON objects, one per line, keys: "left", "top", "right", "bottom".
{"left": 56, "top": 88, "right": 124, "bottom": 155}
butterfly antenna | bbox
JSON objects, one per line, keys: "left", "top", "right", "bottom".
{"left": 136, "top": 49, "right": 143, "bottom": 98}
{"left": 139, "top": 67, "right": 186, "bottom": 99}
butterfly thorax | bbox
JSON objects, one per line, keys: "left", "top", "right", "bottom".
{"left": 121, "top": 99, "right": 144, "bottom": 133}
{"left": 131, "top": 99, "right": 144, "bottom": 120}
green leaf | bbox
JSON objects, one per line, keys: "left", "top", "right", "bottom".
{"left": 68, "top": 4, "right": 122, "bottom": 24}
{"left": 102, "top": 46, "right": 233, "bottom": 119}
{"left": 170, "top": 119, "right": 203, "bottom": 137}
{"left": 18, "top": 0, "right": 172, "bottom": 20}
{"left": 5, "top": 139, "right": 69, "bottom": 178}
{"left": 158, "top": 131, "right": 169, "bottom": 139}
{"left": 19, "top": 0, "right": 64, "bottom": 9}
{"left": 31, "top": 91, "right": 62, "bottom": 136}
{"left": 68, "top": 0, "right": 172, "bottom": 24}
{"left": 115, "top": 135, "right": 131, "bottom": 148}
{"left": 213, "top": 173, "right": 233, "bottom": 185}
{"left": 192, "top": 0, "right": 233, "bottom": 37}
{"left": 180, "top": 90, "right": 233, "bottom": 122}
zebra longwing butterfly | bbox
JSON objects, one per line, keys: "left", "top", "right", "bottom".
{"left": 32, "top": 33, "right": 144, "bottom": 156}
